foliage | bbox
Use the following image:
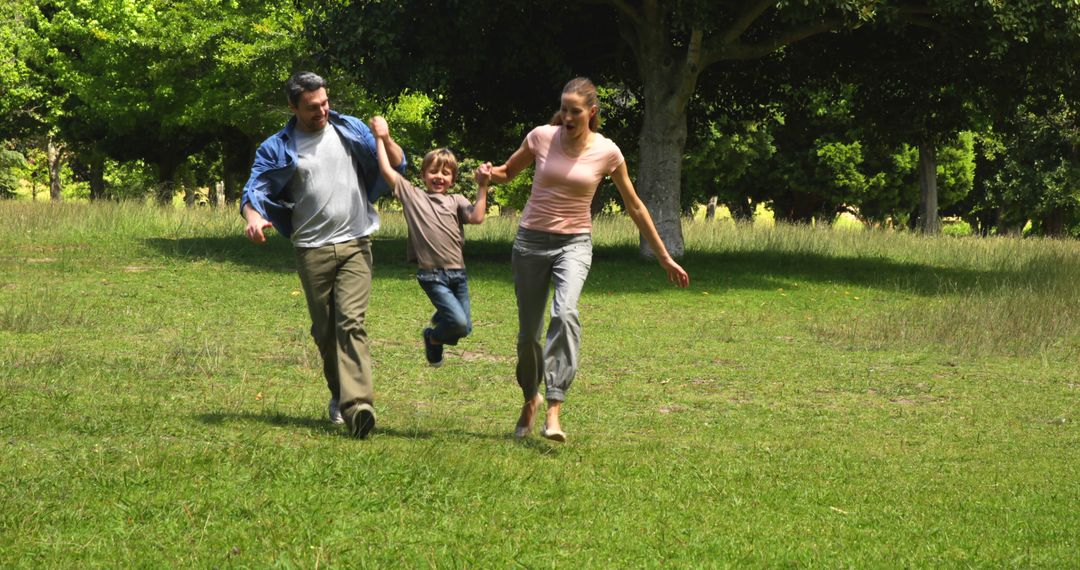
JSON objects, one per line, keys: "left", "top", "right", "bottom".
{"left": 1, "top": 0, "right": 1078, "bottom": 233}
{"left": 384, "top": 91, "right": 438, "bottom": 161}
{"left": 101, "top": 159, "right": 158, "bottom": 201}
{"left": 0, "top": 148, "right": 28, "bottom": 198}
{"left": 942, "top": 219, "right": 973, "bottom": 237}
{"left": 683, "top": 114, "right": 777, "bottom": 220}
{"left": 486, "top": 167, "right": 534, "bottom": 213}
{"left": 965, "top": 99, "right": 1080, "bottom": 236}
{"left": 0, "top": 0, "right": 53, "bottom": 139}
{"left": 17, "top": 0, "right": 309, "bottom": 201}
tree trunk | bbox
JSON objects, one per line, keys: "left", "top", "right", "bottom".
{"left": 47, "top": 139, "right": 63, "bottom": 202}
{"left": 916, "top": 141, "right": 940, "bottom": 234}
{"left": 178, "top": 164, "right": 198, "bottom": 208}
{"left": 155, "top": 158, "right": 179, "bottom": 206}
{"left": 705, "top": 196, "right": 717, "bottom": 220}
{"left": 636, "top": 100, "right": 688, "bottom": 258}
{"left": 727, "top": 197, "right": 755, "bottom": 222}
{"left": 1039, "top": 206, "right": 1065, "bottom": 237}
{"left": 222, "top": 132, "right": 253, "bottom": 204}
{"left": 618, "top": 3, "right": 704, "bottom": 259}
{"left": 773, "top": 191, "right": 825, "bottom": 224}
{"left": 211, "top": 181, "right": 224, "bottom": 207}
{"left": 183, "top": 187, "right": 198, "bottom": 207}
{"left": 590, "top": 187, "right": 607, "bottom": 218}
{"left": 87, "top": 152, "right": 106, "bottom": 201}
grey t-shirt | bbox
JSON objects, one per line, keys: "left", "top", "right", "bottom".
{"left": 395, "top": 176, "right": 472, "bottom": 269}
{"left": 288, "top": 125, "right": 379, "bottom": 248}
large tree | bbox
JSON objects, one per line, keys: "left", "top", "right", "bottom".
{"left": 317, "top": 1, "right": 1080, "bottom": 252}
{"left": 314, "top": 1, "right": 996, "bottom": 256}
{"left": 24, "top": 0, "right": 306, "bottom": 203}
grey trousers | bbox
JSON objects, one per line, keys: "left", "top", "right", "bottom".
{"left": 294, "top": 237, "right": 375, "bottom": 419}
{"left": 512, "top": 228, "right": 592, "bottom": 402}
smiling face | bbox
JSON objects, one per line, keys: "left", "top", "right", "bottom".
{"left": 420, "top": 149, "right": 458, "bottom": 194}
{"left": 422, "top": 163, "right": 455, "bottom": 194}
{"left": 559, "top": 92, "right": 597, "bottom": 139}
{"left": 289, "top": 88, "right": 330, "bottom": 132}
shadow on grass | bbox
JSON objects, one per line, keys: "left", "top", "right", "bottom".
{"left": 667, "top": 249, "right": 1032, "bottom": 297}
{"left": 195, "top": 411, "right": 341, "bottom": 435}
{"left": 194, "top": 411, "right": 524, "bottom": 443}
{"left": 147, "top": 234, "right": 1036, "bottom": 296}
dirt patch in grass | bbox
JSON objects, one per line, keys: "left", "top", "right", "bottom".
{"left": 452, "top": 349, "right": 512, "bottom": 363}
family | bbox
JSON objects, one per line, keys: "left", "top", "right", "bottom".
{"left": 241, "top": 72, "right": 690, "bottom": 441}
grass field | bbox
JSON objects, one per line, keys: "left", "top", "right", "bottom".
{"left": 1, "top": 201, "right": 1077, "bottom": 567}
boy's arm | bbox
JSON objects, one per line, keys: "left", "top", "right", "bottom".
{"left": 466, "top": 163, "right": 491, "bottom": 224}
{"left": 369, "top": 116, "right": 402, "bottom": 194}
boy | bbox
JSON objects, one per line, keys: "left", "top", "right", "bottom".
{"left": 369, "top": 116, "right": 490, "bottom": 366}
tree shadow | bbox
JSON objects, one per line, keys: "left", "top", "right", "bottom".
{"left": 146, "top": 235, "right": 299, "bottom": 273}
{"left": 147, "top": 234, "right": 1040, "bottom": 297}
{"left": 587, "top": 247, "right": 1035, "bottom": 297}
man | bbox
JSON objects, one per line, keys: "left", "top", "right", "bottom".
{"left": 241, "top": 71, "right": 406, "bottom": 439}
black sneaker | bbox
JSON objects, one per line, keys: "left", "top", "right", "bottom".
{"left": 423, "top": 327, "right": 444, "bottom": 367}
{"left": 349, "top": 407, "right": 376, "bottom": 439}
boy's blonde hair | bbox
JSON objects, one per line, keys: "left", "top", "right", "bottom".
{"left": 420, "top": 148, "right": 459, "bottom": 184}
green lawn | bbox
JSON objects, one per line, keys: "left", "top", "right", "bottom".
{"left": 1, "top": 201, "right": 1077, "bottom": 567}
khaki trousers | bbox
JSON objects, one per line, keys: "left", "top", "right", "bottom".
{"left": 294, "top": 237, "right": 374, "bottom": 417}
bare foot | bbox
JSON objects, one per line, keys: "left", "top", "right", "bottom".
{"left": 541, "top": 400, "right": 566, "bottom": 442}
{"left": 514, "top": 393, "right": 544, "bottom": 438}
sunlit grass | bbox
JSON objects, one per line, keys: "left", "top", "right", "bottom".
{"left": 1, "top": 201, "right": 1077, "bottom": 567}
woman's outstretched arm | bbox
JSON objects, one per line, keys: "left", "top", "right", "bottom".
{"left": 610, "top": 162, "right": 690, "bottom": 288}
{"left": 489, "top": 140, "right": 535, "bottom": 184}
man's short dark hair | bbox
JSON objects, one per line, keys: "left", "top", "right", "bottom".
{"left": 285, "top": 71, "right": 327, "bottom": 107}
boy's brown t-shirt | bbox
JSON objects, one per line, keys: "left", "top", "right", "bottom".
{"left": 394, "top": 176, "right": 473, "bottom": 269}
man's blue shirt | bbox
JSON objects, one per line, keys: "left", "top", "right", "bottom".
{"left": 240, "top": 110, "right": 407, "bottom": 239}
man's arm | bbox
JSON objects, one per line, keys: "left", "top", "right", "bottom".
{"left": 382, "top": 129, "right": 405, "bottom": 172}
{"left": 369, "top": 116, "right": 402, "bottom": 194}
{"left": 240, "top": 136, "right": 292, "bottom": 243}
{"left": 242, "top": 202, "right": 274, "bottom": 244}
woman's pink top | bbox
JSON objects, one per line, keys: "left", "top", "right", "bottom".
{"left": 519, "top": 124, "right": 624, "bottom": 234}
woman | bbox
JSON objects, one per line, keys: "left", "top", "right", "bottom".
{"left": 488, "top": 77, "right": 690, "bottom": 442}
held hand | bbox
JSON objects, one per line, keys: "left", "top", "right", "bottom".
{"left": 659, "top": 257, "right": 690, "bottom": 288}
{"left": 245, "top": 216, "right": 274, "bottom": 244}
{"left": 368, "top": 115, "right": 390, "bottom": 140}
{"left": 475, "top": 162, "right": 492, "bottom": 185}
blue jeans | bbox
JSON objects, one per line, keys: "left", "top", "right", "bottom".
{"left": 416, "top": 268, "right": 472, "bottom": 345}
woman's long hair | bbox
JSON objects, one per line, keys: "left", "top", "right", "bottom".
{"left": 549, "top": 77, "right": 600, "bottom": 132}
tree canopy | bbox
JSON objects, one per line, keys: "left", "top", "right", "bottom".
{"left": 1, "top": 0, "right": 1078, "bottom": 237}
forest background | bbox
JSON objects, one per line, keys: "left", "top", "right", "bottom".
{"left": 3, "top": 0, "right": 1080, "bottom": 250}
